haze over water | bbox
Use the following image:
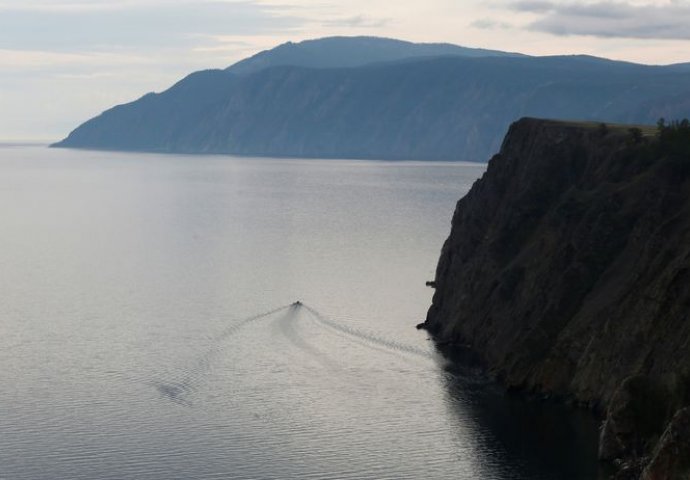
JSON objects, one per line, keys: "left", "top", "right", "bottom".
{"left": 0, "top": 146, "right": 601, "bottom": 479}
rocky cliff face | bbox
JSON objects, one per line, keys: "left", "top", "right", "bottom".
{"left": 424, "top": 118, "right": 690, "bottom": 479}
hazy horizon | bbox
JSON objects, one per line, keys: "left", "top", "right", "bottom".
{"left": 2, "top": 0, "right": 690, "bottom": 141}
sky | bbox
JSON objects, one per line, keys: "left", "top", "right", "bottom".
{"left": 2, "top": 0, "right": 690, "bottom": 140}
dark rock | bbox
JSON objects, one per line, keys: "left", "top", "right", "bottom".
{"left": 427, "top": 117, "right": 690, "bottom": 479}
{"left": 427, "top": 117, "right": 690, "bottom": 403}
{"left": 641, "top": 407, "right": 690, "bottom": 480}
{"left": 613, "top": 458, "right": 649, "bottom": 480}
{"left": 599, "top": 376, "right": 669, "bottom": 462}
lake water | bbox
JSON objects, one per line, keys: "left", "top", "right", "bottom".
{"left": 0, "top": 146, "right": 602, "bottom": 480}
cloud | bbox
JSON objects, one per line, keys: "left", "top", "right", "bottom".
{"left": 470, "top": 18, "right": 514, "bottom": 30}
{"left": 0, "top": 48, "right": 153, "bottom": 73}
{"left": 322, "top": 14, "right": 390, "bottom": 28}
{"left": 509, "top": 1, "right": 555, "bottom": 13}
{"left": 0, "top": 1, "right": 306, "bottom": 52}
{"left": 510, "top": 1, "right": 690, "bottom": 40}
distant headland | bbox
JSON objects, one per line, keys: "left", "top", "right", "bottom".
{"left": 52, "top": 36, "right": 690, "bottom": 162}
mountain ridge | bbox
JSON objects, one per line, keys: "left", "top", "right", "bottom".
{"left": 53, "top": 37, "right": 690, "bottom": 161}
{"left": 225, "top": 35, "right": 524, "bottom": 75}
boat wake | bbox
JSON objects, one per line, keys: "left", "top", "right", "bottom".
{"left": 153, "top": 303, "right": 295, "bottom": 405}
{"left": 154, "top": 301, "right": 433, "bottom": 405}
{"left": 301, "top": 303, "right": 433, "bottom": 360}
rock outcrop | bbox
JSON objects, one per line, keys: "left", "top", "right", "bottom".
{"left": 642, "top": 407, "right": 690, "bottom": 480}
{"left": 424, "top": 118, "right": 690, "bottom": 478}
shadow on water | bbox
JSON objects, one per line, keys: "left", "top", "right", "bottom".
{"left": 437, "top": 345, "right": 608, "bottom": 480}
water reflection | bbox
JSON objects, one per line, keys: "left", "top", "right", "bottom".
{"left": 0, "top": 146, "right": 602, "bottom": 480}
{"left": 437, "top": 345, "right": 606, "bottom": 480}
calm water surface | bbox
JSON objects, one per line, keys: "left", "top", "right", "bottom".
{"left": 0, "top": 146, "right": 601, "bottom": 479}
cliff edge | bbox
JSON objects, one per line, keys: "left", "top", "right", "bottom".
{"left": 424, "top": 118, "right": 690, "bottom": 479}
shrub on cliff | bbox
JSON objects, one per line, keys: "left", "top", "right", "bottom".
{"left": 655, "top": 118, "right": 690, "bottom": 179}
{"left": 657, "top": 118, "right": 690, "bottom": 155}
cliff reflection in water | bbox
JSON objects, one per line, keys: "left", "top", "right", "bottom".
{"left": 432, "top": 344, "right": 605, "bottom": 480}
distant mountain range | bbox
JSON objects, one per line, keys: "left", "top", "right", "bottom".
{"left": 53, "top": 36, "right": 690, "bottom": 161}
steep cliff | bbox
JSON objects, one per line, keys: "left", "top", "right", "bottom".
{"left": 424, "top": 118, "right": 690, "bottom": 478}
